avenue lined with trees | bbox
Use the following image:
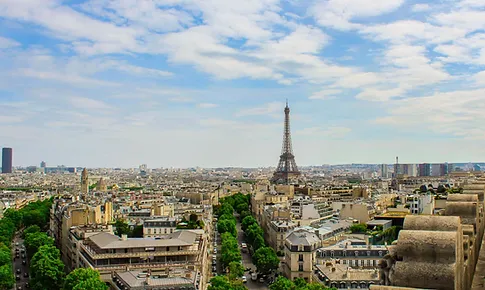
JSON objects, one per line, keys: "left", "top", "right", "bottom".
{"left": 0, "top": 198, "right": 107, "bottom": 290}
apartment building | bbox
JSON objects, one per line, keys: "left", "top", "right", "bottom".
{"left": 317, "top": 239, "right": 389, "bottom": 268}
{"left": 143, "top": 217, "right": 178, "bottom": 238}
{"left": 405, "top": 193, "right": 434, "bottom": 215}
{"left": 78, "top": 231, "right": 202, "bottom": 280}
{"left": 284, "top": 229, "right": 321, "bottom": 282}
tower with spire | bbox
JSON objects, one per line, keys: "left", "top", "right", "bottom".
{"left": 81, "top": 168, "right": 89, "bottom": 196}
{"left": 271, "top": 100, "right": 301, "bottom": 184}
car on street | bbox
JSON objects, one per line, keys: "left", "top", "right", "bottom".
{"left": 24, "top": 272, "right": 29, "bottom": 277}
{"left": 251, "top": 272, "right": 258, "bottom": 281}
{"left": 16, "top": 268, "right": 21, "bottom": 274}
{"left": 242, "top": 276, "right": 247, "bottom": 283}
{"left": 213, "top": 248, "right": 217, "bottom": 254}
{"left": 212, "top": 260, "right": 217, "bottom": 265}
{"left": 212, "top": 266, "right": 217, "bottom": 272}
{"left": 21, "top": 254, "right": 25, "bottom": 258}
{"left": 17, "top": 286, "right": 22, "bottom": 290}
{"left": 16, "top": 275, "right": 20, "bottom": 280}
{"left": 259, "top": 277, "right": 265, "bottom": 283}
{"left": 22, "top": 260, "right": 26, "bottom": 265}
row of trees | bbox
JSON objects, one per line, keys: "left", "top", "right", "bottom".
{"left": 0, "top": 198, "right": 54, "bottom": 289}
{"left": 241, "top": 215, "right": 279, "bottom": 275}
{"left": 270, "top": 277, "right": 336, "bottom": 290}
{"left": 209, "top": 194, "right": 250, "bottom": 290}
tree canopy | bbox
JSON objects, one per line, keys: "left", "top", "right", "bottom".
{"left": 30, "top": 245, "right": 65, "bottom": 290}
{"left": 252, "top": 247, "right": 279, "bottom": 275}
{"left": 24, "top": 232, "right": 54, "bottom": 259}
{"left": 269, "top": 276, "right": 336, "bottom": 290}
{"left": 64, "top": 268, "right": 107, "bottom": 290}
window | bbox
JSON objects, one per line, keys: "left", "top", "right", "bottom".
{"left": 299, "top": 264, "right": 304, "bottom": 271}
{"left": 355, "top": 251, "right": 359, "bottom": 257}
{"left": 148, "top": 229, "right": 151, "bottom": 234}
{"left": 367, "top": 251, "right": 371, "bottom": 256}
{"left": 299, "top": 254, "right": 303, "bottom": 262}
{"left": 378, "top": 251, "right": 383, "bottom": 257}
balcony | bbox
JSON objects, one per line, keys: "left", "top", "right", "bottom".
{"left": 80, "top": 243, "right": 199, "bottom": 259}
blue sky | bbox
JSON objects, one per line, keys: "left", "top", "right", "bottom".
{"left": 1, "top": 0, "right": 485, "bottom": 168}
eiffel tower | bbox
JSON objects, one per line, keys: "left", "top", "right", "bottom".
{"left": 271, "top": 100, "right": 301, "bottom": 184}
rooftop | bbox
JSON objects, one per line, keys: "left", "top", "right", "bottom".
{"left": 115, "top": 270, "right": 195, "bottom": 288}
{"left": 316, "top": 263, "right": 379, "bottom": 282}
{"left": 286, "top": 229, "right": 320, "bottom": 246}
{"left": 88, "top": 231, "right": 197, "bottom": 249}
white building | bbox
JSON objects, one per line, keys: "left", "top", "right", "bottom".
{"left": 406, "top": 193, "right": 434, "bottom": 215}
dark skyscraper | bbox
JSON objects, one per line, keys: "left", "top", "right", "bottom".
{"left": 2, "top": 147, "right": 13, "bottom": 174}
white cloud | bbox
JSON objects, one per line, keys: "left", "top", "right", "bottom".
{"left": 297, "top": 126, "right": 352, "bottom": 138}
{"left": 169, "top": 96, "right": 193, "bottom": 103}
{"left": 355, "top": 87, "right": 404, "bottom": 102}
{"left": 411, "top": 3, "right": 431, "bottom": 12}
{"left": 14, "top": 68, "right": 119, "bottom": 86}
{"left": 236, "top": 102, "right": 283, "bottom": 117}
{"left": 0, "top": 36, "right": 20, "bottom": 49}
{"left": 309, "top": 89, "right": 341, "bottom": 100}
{"left": 115, "top": 64, "right": 173, "bottom": 77}
{"left": 310, "top": 0, "right": 405, "bottom": 30}
{"left": 198, "top": 103, "right": 219, "bottom": 109}
{"left": 69, "top": 96, "right": 112, "bottom": 110}
{"left": 0, "top": 115, "right": 24, "bottom": 123}
{"left": 374, "top": 89, "right": 485, "bottom": 139}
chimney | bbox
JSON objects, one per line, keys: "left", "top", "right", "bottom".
{"left": 121, "top": 234, "right": 128, "bottom": 241}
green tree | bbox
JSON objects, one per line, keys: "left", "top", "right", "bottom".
{"left": 235, "top": 202, "right": 248, "bottom": 214}
{"left": 228, "top": 261, "right": 244, "bottom": 281}
{"left": 220, "top": 233, "right": 241, "bottom": 268}
{"left": 219, "top": 203, "right": 234, "bottom": 216}
{"left": 30, "top": 245, "right": 65, "bottom": 290}
{"left": 241, "top": 216, "right": 257, "bottom": 232}
{"left": 269, "top": 276, "right": 295, "bottom": 290}
{"left": 0, "top": 264, "right": 15, "bottom": 290}
{"left": 240, "top": 210, "right": 251, "bottom": 221}
{"left": 129, "top": 225, "right": 144, "bottom": 238}
{"left": 64, "top": 268, "right": 105, "bottom": 290}
{"left": 24, "top": 232, "right": 54, "bottom": 259}
{"left": 245, "top": 223, "right": 263, "bottom": 245}
{"left": 208, "top": 275, "right": 232, "bottom": 290}
{"left": 0, "top": 244, "right": 10, "bottom": 266}
{"left": 189, "top": 213, "right": 198, "bottom": 222}
{"left": 253, "top": 247, "right": 279, "bottom": 275}
{"left": 22, "top": 210, "right": 47, "bottom": 230}
{"left": 252, "top": 234, "right": 266, "bottom": 252}
{"left": 72, "top": 278, "right": 108, "bottom": 290}
{"left": 3, "top": 209, "right": 22, "bottom": 228}
{"left": 294, "top": 278, "right": 307, "bottom": 288}
{"left": 0, "top": 219, "right": 15, "bottom": 246}
{"left": 218, "top": 219, "right": 237, "bottom": 237}
{"left": 114, "top": 219, "right": 130, "bottom": 237}
{"left": 22, "top": 225, "right": 42, "bottom": 238}
{"left": 349, "top": 224, "right": 367, "bottom": 234}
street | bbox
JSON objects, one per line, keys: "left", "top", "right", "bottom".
{"left": 236, "top": 221, "right": 268, "bottom": 290}
{"left": 12, "top": 234, "right": 30, "bottom": 290}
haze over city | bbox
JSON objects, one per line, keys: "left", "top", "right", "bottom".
{"left": 1, "top": 0, "right": 485, "bottom": 168}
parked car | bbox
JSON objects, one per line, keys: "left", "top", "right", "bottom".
{"left": 16, "top": 269, "right": 21, "bottom": 274}
{"left": 22, "top": 260, "right": 26, "bottom": 265}
{"left": 212, "top": 266, "right": 217, "bottom": 272}
{"left": 259, "top": 277, "right": 265, "bottom": 283}
{"left": 24, "top": 272, "right": 28, "bottom": 277}
{"left": 251, "top": 272, "right": 258, "bottom": 281}
{"left": 242, "top": 276, "right": 247, "bottom": 283}
{"left": 16, "top": 275, "right": 20, "bottom": 280}
{"left": 213, "top": 248, "right": 217, "bottom": 254}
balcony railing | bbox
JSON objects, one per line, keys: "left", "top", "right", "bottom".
{"left": 80, "top": 243, "right": 199, "bottom": 259}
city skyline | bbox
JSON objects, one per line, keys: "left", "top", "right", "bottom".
{"left": 1, "top": 0, "right": 485, "bottom": 168}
